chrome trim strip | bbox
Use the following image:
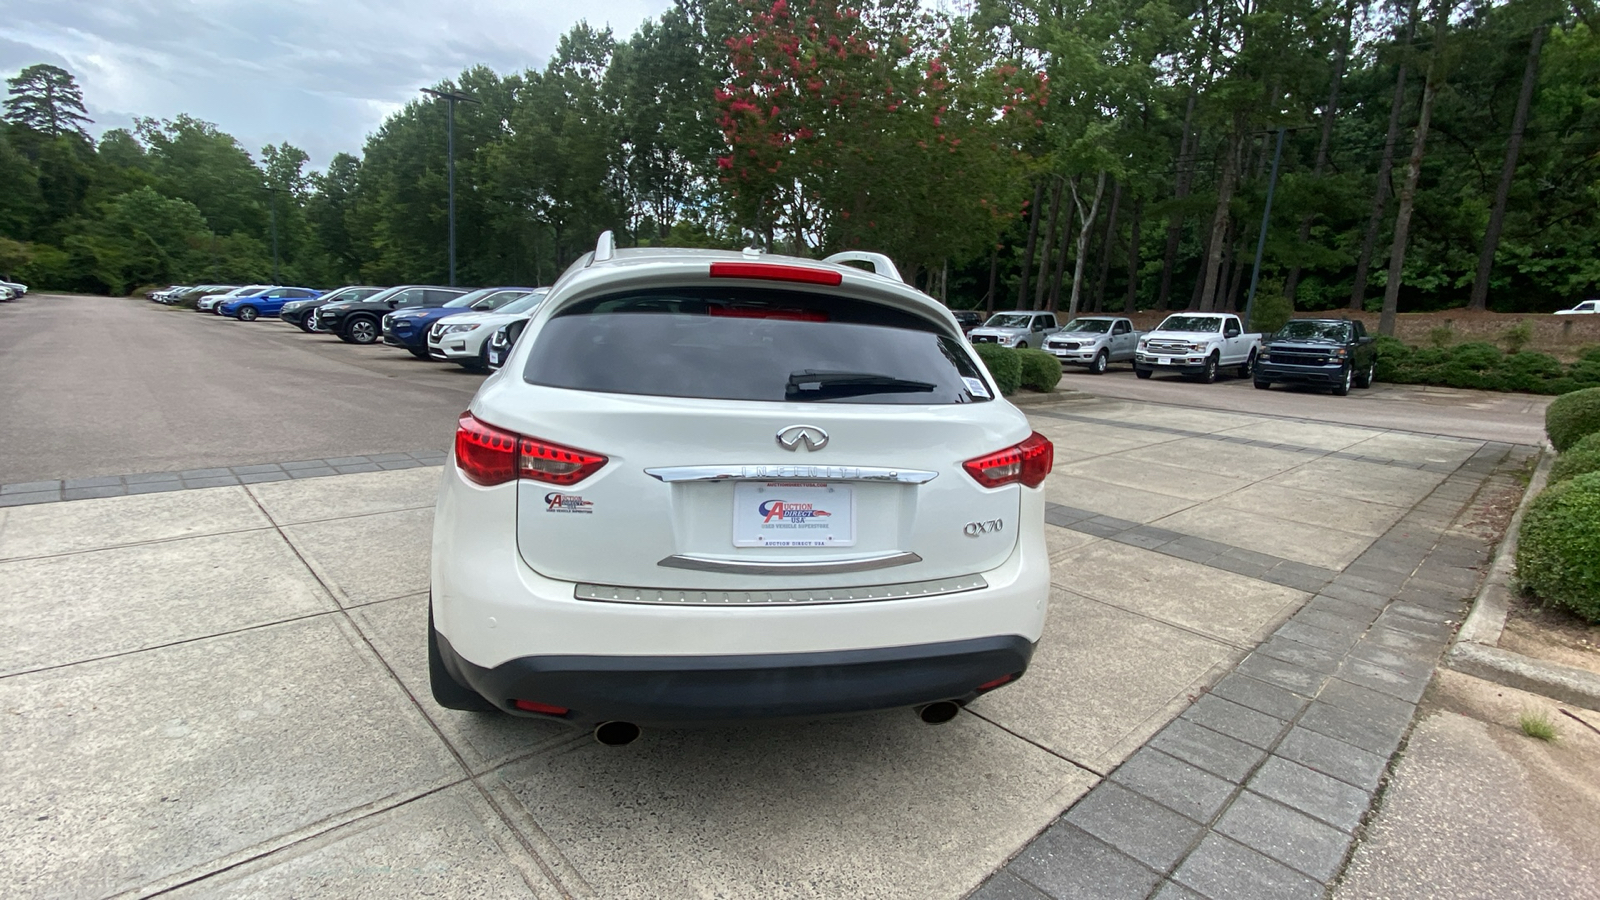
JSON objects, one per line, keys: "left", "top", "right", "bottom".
{"left": 656, "top": 551, "right": 922, "bottom": 575}
{"left": 574, "top": 574, "right": 986, "bottom": 606}
{"left": 645, "top": 465, "right": 937, "bottom": 484}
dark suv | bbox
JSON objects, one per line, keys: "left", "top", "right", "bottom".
{"left": 1255, "top": 318, "right": 1377, "bottom": 396}
{"left": 311, "top": 285, "right": 468, "bottom": 345}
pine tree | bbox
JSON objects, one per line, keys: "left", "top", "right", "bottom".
{"left": 4, "top": 64, "right": 94, "bottom": 139}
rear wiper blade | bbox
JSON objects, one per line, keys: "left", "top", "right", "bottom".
{"left": 785, "top": 370, "right": 937, "bottom": 399}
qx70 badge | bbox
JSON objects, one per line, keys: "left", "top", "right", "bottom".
{"left": 776, "top": 425, "right": 829, "bottom": 452}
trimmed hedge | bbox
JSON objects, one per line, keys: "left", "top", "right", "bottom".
{"left": 1550, "top": 432, "right": 1600, "bottom": 484}
{"left": 973, "top": 343, "right": 1021, "bottom": 396}
{"left": 1516, "top": 471, "right": 1600, "bottom": 622}
{"left": 1373, "top": 337, "right": 1600, "bottom": 395}
{"left": 1546, "top": 386, "right": 1600, "bottom": 452}
{"left": 1016, "top": 349, "right": 1062, "bottom": 393}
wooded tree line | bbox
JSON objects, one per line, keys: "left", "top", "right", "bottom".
{"left": 2, "top": 0, "right": 1596, "bottom": 331}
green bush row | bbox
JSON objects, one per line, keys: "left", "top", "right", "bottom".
{"left": 1516, "top": 471, "right": 1600, "bottom": 623}
{"left": 1549, "top": 432, "right": 1600, "bottom": 483}
{"left": 1373, "top": 338, "right": 1600, "bottom": 395}
{"left": 1545, "top": 387, "right": 1600, "bottom": 452}
{"left": 972, "top": 345, "right": 1060, "bottom": 395}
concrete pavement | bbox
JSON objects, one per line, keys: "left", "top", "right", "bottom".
{"left": 0, "top": 398, "right": 1534, "bottom": 899}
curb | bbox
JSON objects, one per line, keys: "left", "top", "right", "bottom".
{"left": 1444, "top": 447, "right": 1600, "bottom": 711}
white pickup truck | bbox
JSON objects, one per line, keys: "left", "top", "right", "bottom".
{"left": 1134, "top": 312, "right": 1262, "bottom": 383}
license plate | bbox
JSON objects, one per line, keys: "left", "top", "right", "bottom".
{"left": 1158, "top": 357, "right": 1172, "bottom": 365}
{"left": 733, "top": 482, "right": 855, "bottom": 547}
{"left": 1052, "top": 349, "right": 1069, "bottom": 357}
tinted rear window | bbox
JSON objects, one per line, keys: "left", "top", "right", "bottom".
{"left": 522, "top": 287, "right": 990, "bottom": 404}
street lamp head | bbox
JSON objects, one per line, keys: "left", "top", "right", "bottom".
{"left": 420, "top": 87, "right": 481, "bottom": 105}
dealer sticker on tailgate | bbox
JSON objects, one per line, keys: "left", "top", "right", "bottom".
{"left": 733, "top": 482, "right": 855, "bottom": 547}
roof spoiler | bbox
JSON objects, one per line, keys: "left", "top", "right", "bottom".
{"left": 822, "top": 251, "right": 904, "bottom": 283}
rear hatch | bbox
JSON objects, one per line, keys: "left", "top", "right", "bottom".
{"left": 480, "top": 283, "right": 1037, "bottom": 591}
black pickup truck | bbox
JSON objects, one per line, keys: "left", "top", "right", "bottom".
{"left": 1254, "top": 318, "right": 1377, "bottom": 396}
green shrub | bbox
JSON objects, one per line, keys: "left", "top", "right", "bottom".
{"left": 973, "top": 343, "right": 1022, "bottom": 396}
{"left": 1248, "top": 288, "right": 1292, "bottom": 335}
{"left": 1501, "top": 321, "right": 1534, "bottom": 354}
{"left": 1428, "top": 323, "right": 1455, "bottom": 348}
{"left": 1016, "top": 349, "right": 1062, "bottom": 393}
{"left": 1501, "top": 352, "right": 1565, "bottom": 393}
{"left": 1448, "top": 342, "right": 1503, "bottom": 371}
{"left": 1374, "top": 335, "right": 1415, "bottom": 383}
{"left": 1516, "top": 472, "right": 1600, "bottom": 622}
{"left": 1550, "top": 433, "right": 1600, "bottom": 484}
{"left": 1545, "top": 387, "right": 1600, "bottom": 451}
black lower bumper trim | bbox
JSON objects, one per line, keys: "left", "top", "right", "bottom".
{"left": 438, "top": 632, "right": 1035, "bottom": 727}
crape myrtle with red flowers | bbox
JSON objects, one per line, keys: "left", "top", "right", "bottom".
{"left": 713, "top": 0, "right": 1047, "bottom": 283}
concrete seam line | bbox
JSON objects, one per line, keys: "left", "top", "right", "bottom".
{"left": 1452, "top": 446, "right": 1550, "bottom": 647}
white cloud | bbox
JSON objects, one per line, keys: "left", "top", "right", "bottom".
{"left": 1, "top": 0, "right": 673, "bottom": 167}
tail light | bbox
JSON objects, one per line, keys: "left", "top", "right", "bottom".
{"left": 455, "top": 412, "right": 607, "bottom": 487}
{"left": 963, "top": 432, "right": 1053, "bottom": 489}
{"left": 709, "top": 261, "right": 843, "bottom": 286}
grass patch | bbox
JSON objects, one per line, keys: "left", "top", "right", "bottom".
{"left": 1518, "top": 708, "right": 1559, "bottom": 742}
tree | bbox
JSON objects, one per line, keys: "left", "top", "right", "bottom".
{"left": 4, "top": 64, "right": 93, "bottom": 139}
{"left": 1468, "top": 21, "right": 1547, "bottom": 310}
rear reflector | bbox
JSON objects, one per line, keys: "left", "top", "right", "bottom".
{"left": 455, "top": 412, "right": 608, "bottom": 487}
{"left": 512, "top": 700, "right": 569, "bottom": 716}
{"left": 709, "top": 261, "right": 843, "bottom": 286}
{"left": 963, "top": 432, "right": 1054, "bottom": 489}
{"left": 977, "top": 674, "right": 1014, "bottom": 692}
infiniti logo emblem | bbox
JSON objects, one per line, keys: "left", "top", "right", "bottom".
{"left": 776, "top": 425, "right": 829, "bottom": 452}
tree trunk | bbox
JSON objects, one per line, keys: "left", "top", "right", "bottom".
{"left": 1124, "top": 195, "right": 1143, "bottom": 313}
{"left": 1049, "top": 179, "right": 1075, "bottom": 310}
{"left": 1469, "top": 24, "right": 1546, "bottom": 311}
{"left": 985, "top": 244, "right": 999, "bottom": 316}
{"left": 1351, "top": 0, "right": 1421, "bottom": 311}
{"left": 1035, "top": 180, "right": 1063, "bottom": 309}
{"left": 1379, "top": 1, "right": 1447, "bottom": 337}
{"left": 1197, "top": 128, "right": 1244, "bottom": 312}
{"left": 1284, "top": 3, "right": 1352, "bottom": 305}
{"left": 1016, "top": 180, "right": 1043, "bottom": 309}
{"left": 1158, "top": 93, "right": 1199, "bottom": 309}
{"left": 1066, "top": 171, "right": 1107, "bottom": 319}
{"left": 1093, "top": 180, "right": 1123, "bottom": 312}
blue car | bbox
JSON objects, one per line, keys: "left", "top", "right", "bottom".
{"left": 381, "top": 286, "right": 540, "bottom": 358}
{"left": 220, "top": 286, "right": 323, "bottom": 321}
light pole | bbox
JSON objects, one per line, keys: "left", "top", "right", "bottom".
{"left": 262, "top": 185, "right": 290, "bottom": 283}
{"left": 1243, "top": 128, "right": 1287, "bottom": 332}
{"left": 421, "top": 87, "right": 480, "bottom": 286}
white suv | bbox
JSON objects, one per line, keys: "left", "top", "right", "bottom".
{"left": 427, "top": 288, "right": 550, "bottom": 369}
{"left": 429, "top": 235, "right": 1053, "bottom": 740}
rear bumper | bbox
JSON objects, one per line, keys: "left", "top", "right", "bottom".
{"left": 438, "top": 631, "right": 1034, "bottom": 727}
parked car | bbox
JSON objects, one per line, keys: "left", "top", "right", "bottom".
{"left": 967, "top": 311, "right": 1062, "bottom": 349}
{"left": 280, "top": 286, "right": 385, "bottom": 332}
{"left": 484, "top": 320, "right": 524, "bottom": 370}
{"left": 1555, "top": 299, "right": 1598, "bottom": 315}
{"left": 148, "top": 285, "right": 189, "bottom": 302}
{"left": 311, "top": 285, "right": 468, "bottom": 345}
{"left": 219, "top": 286, "right": 322, "bottom": 321}
{"left": 170, "top": 285, "right": 236, "bottom": 306}
{"left": 0, "top": 279, "right": 27, "bottom": 298}
{"left": 429, "top": 234, "right": 1052, "bottom": 737}
{"left": 427, "top": 288, "right": 550, "bottom": 369}
{"left": 197, "top": 285, "right": 270, "bottom": 312}
{"left": 1255, "top": 318, "right": 1377, "bottom": 396}
{"left": 1042, "top": 316, "right": 1140, "bottom": 374}
{"left": 0, "top": 285, "right": 14, "bottom": 301}
{"left": 1134, "top": 312, "right": 1261, "bottom": 382}
{"left": 952, "top": 310, "right": 984, "bottom": 335}
{"left": 383, "top": 287, "right": 538, "bottom": 358}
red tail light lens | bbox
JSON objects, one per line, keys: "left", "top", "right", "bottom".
{"left": 963, "top": 432, "right": 1054, "bottom": 489}
{"left": 709, "top": 261, "right": 844, "bottom": 286}
{"left": 512, "top": 700, "right": 569, "bottom": 716}
{"left": 455, "top": 413, "right": 519, "bottom": 486}
{"left": 455, "top": 413, "right": 607, "bottom": 487}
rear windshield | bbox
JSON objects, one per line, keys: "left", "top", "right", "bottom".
{"left": 522, "top": 287, "right": 990, "bottom": 404}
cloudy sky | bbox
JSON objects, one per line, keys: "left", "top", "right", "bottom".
{"left": 1, "top": 0, "right": 673, "bottom": 168}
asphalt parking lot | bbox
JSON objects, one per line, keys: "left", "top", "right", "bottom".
{"left": 1, "top": 384, "right": 1536, "bottom": 899}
